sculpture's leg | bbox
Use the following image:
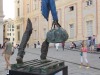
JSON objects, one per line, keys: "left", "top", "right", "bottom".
{"left": 49, "top": 0, "right": 62, "bottom": 27}
{"left": 49, "top": 0, "right": 58, "bottom": 21}
{"left": 16, "top": 18, "right": 32, "bottom": 64}
{"left": 40, "top": 39, "right": 49, "bottom": 60}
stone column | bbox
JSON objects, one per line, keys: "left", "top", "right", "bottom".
{"left": 0, "top": 0, "right": 4, "bottom": 45}
{"left": 0, "top": 21, "right": 3, "bottom": 45}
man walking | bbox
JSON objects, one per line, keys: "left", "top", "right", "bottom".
{"left": 2, "top": 38, "right": 13, "bottom": 70}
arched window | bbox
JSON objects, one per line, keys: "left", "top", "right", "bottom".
{"left": 86, "top": 20, "right": 93, "bottom": 36}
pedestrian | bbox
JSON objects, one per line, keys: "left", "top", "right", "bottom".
{"left": 92, "top": 35, "right": 96, "bottom": 44}
{"left": 97, "top": 43, "right": 100, "bottom": 52}
{"left": 62, "top": 42, "right": 65, "bottom": 51}
{"left": 2, "top": 38, "right": 13, "bottom": 70}
{"left": 87, "top": 36, "right": 91, "bottom": 47}
{"left": 37, "top": 41, "right": 40, "bottom": 48}
{"left": 89, "top": 35, "right": 95, "bottom": 53}
{"left": 55, "top": 43, "right": 59, "bottom": 51}
{"left": 70, "top": 42, "right": 76, "bottom": 49}
{"left": 34, "top": 43, "right": 36, "bottom": 48}
{"left": 80, "top": 40, "right": 89, "bottom": 69}
{"left": 17, "top": 44, "right": 19, "bottom": 49}
{"left": 38, "top": 41, "right": 40, "bottom": 45}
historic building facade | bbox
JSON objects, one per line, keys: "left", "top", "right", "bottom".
{"left": 3, "top": 19, "right": 16, "bottom": 44}
{"left": 20, "top": 0, "right": 100, "bottom": 45}
{"left": 14, "top": 0, "right": 24, "bottom": 44}
{"left": 0, "top": 0, "right": 4, "bottom": 46}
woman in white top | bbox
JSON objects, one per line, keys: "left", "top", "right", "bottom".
{"left": 55, "top": 43, "right": 59, "bottom": 51}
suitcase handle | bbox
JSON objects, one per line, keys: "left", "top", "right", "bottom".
{"left": 51, "top": 21, "right": 61, "bottom": 29}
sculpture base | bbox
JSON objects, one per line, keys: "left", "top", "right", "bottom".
{"left": 9, "top": 59, "right": 68, "bottom": 75}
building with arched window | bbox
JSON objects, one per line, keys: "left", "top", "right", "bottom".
{"left": 14, "top": 0, "right": 24, "bottom": 44}
{"left": 16, "top": 0, "right": 100, "bottom": 45}
{"left": 3, "top": 19, "right": 16, "bottom": 44}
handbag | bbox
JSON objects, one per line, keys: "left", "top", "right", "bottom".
{"left": 80, "top": 52, "right": 83, "bottom": 56}
{"left": 47, "top": 23, "right": 69, "bottom": 43}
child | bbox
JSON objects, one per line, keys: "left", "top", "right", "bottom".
{"left": 80, "top": 40, "right": 89, "bottom": 68}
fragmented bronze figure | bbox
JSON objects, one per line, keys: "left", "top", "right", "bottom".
{"left": 16, "top": 0, "right": 68, "bottom": 64}
{"left": 16, "top": 18, "right": 32, "bottom": 64}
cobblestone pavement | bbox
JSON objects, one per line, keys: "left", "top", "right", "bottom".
{"left": 0, "top": 47, "right": 100, "bottom": 75}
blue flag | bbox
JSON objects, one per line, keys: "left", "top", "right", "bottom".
{"left": 41, "top": 0, "right": 58, "bottom": 21}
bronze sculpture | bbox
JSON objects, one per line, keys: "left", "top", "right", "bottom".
{"left": 16, "top": 18, "right": 32, "bottom": 63}
{"left": 16, "top": 0, "right": 68, "bottom": 64}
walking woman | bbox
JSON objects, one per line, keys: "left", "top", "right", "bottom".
{"left": 55, "top": 43, "right": 59, "bottom": 51}
{"left": 80, "top": 40, "right": 89, "bottom": 68}
{"left": 2, "top": 38, "right": 13, "bottom": 70}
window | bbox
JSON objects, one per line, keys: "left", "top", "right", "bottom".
{"left": 12, "top": 25, "right": 14, "bottom": 28}
{"left": 8, "top": 25, "right": 11, "bottom": 28}
{"left": 17, "top": 25, "right": 20, "bottom": 29}
{"left": 69, "top": 24, "right": 74, "bottom": 38}
{"left": 86, "top": 0, "right": 93, "bottom": 6}
{"left": 18, "top": 8, "right": 20, "bottom": 16}
{"left": 10, "top": 33, "right": 11, "bottom": 36}
{"left": 33, "top": 0, "right": 38, "bottom": 10}
{"left": 69, "top": 6, "right": 74, "bottom": 11}
{"left": 13, "top": 38, "right": 14, "bottom": 41}
{"left": 87, "top": 20, "right": 93, "bottom": 36}
{"left": 12, "top": 29, "right": 14, "bottom": 31}
{"left": 18, "top": 31, "right": 20, "bottom": 41}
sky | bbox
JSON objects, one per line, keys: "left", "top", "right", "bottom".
{"left": 3, "top": 0, "right": 15, "bottom": 19}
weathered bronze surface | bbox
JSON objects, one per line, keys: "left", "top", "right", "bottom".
{"left": 11, "top": 59, "right": 65, "bottom": 74}
{"left": 16, "top": 18, "right": 32, "bottom": 64}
